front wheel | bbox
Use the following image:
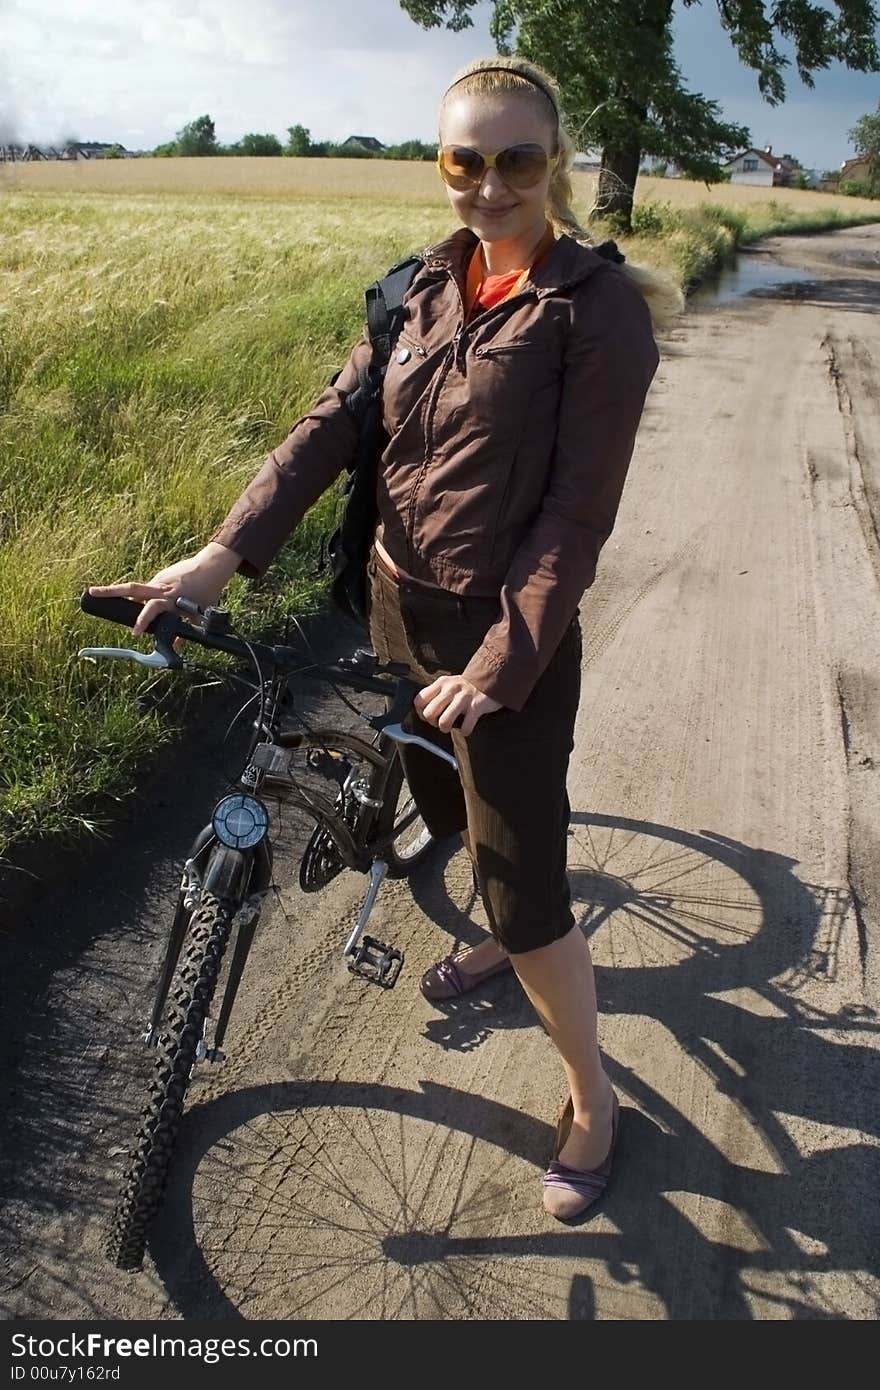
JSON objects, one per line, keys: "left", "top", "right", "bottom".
{"left": 106, "top": 892, "right": 236, "bottom": 1270}
{"left": 373, "top": 743, "right": 437, "bottom": 878}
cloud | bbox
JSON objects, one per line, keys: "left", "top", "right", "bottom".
{"left": 7, "top": 0, "right": 497, "bottom": 146}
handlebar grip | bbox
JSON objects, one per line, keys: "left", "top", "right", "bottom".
{"left": 80, "top": 591, "right": 160, "bottom": 633}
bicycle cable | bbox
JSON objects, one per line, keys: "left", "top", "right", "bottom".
{"left": 285, "top": 613, "right": 368, "bottom": 725}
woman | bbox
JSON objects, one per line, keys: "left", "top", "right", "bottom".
{"left": 90, "top": 56, "right": 678, "bottom": 1220}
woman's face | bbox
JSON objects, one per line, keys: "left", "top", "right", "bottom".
{"left": 438, "top": 90, "right": 556, "bottom": 246}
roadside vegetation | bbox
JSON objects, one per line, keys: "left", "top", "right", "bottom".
{"left": 1, "top": 166, "right": 878, "bottom": 856}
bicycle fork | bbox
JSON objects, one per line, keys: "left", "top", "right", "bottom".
{"left": 142, "top": 832, "right": 272, "bottom": 1056}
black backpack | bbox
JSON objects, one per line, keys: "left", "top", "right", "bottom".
{"left": 319, "top": 253, "right": 424, "bottom": 627}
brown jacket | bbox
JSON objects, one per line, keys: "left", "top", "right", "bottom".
{"left": 212, "top": 226, "right": 659, "bottom": 710}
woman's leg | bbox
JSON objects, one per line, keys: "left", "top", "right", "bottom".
{"left": 510, "top": 925, "right": 615, "bottom": 1179}
{"left": 441, "top": 619, "right": 611, "bottom": 1162}
{"left": 447, "top": 829, "right": 510, "bottom": 977}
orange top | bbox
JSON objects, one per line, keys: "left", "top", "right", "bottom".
{"left": 465, "top": 222, "right": 556, "bottom": 318}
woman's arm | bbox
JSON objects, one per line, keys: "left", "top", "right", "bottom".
{"left": 209, "top": 331, "right": 375, "bottom": 578}
{"left": 461, "top": 269, "right": 660, "bottom": 712}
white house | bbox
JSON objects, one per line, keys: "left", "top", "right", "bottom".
{"left": 727, "top": 146, "right": 810, "bottom": 186}
{"left": 724, "top": 146, "right": 778, "bottom": 186}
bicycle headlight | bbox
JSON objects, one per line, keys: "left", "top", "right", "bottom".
{"left": 211, "top": 794, "right": 269, "bottom": 850}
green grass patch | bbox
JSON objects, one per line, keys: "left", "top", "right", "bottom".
{"left": 607, "top": 195, "right": 879, "bottom": 287}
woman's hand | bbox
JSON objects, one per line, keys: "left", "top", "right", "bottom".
{"left": 414, "top": 674, "right": 503, "bottom": 735}
{"left": 87, "top": 542, "right": 242, "bottom": 636}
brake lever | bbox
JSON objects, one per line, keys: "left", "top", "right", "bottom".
{"left": 78, "top": 645, "right": 179, "bottom": 669}
{"left": 368, "top": 676, "right": 459, "bottom": 770}
{"left": 380, "top": 723, "right": 458, "bottom": 771}
{"left": 79, "top": 614, "right": 183, "bottom": 670}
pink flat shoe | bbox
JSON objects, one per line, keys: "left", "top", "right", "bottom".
{"left": 419, "top": 950, "right": 512, "bottom": 1001}
{"left": 542, "top": 1091, "right": 620, "bottom": 1221}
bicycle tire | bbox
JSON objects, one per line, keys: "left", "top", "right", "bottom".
{"left": 106, "top": 891, "right": 236, "bottom": 1270}
{"left": 373, "top": 742, "right": 437, "bottom": 878}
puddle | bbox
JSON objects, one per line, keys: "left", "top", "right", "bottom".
{"left": 691, "top": 249, "right": 817, "bottom": 305}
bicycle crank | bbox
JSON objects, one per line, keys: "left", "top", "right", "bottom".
{"left": 299, "top": 824, "right": 346, "bottom": 892}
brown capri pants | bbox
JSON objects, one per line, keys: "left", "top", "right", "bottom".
{"left": 366, "top": 544, "right": 582, "bottom": 955}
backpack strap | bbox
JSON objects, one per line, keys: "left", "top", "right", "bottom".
{"left": 316, "top": 254, "right": 424, "bottom": 604}
{"left": 365, "top": 254, "right": 424, "bottom": 366}
{"left": 344, "top": 253, "right": 424, "bottom": 431}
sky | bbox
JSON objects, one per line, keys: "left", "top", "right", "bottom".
{"left": 2, "top": 0, "right": 878, "bottom": 172}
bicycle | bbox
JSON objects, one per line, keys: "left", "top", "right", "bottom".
{"left": 77, "top": 589, "right": 456, "bottom": 1271}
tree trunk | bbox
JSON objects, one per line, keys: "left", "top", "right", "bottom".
{"left": 591, "top": 141, "right": 643, "bottom": 230}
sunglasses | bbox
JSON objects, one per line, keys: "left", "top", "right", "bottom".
{"left": 437, "top": 143, "right": 557, "bottom": 191}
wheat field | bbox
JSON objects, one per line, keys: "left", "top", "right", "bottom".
{"left": 4, "top": 153, "right": 878, "bottom": 217}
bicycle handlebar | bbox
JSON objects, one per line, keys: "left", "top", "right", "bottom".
{"left": 80, "top": 591, "right": 163, "bottom": 633}
{"left": 78, "top": 591, "right": 460, "bottom": 768}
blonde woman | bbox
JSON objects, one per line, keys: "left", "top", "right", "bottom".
{"left": 91, "top": 56, "right": 678, "bottom": 1220}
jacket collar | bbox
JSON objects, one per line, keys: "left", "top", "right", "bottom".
{"left": 420, "top": 225, "right": 609, "bottom": 297}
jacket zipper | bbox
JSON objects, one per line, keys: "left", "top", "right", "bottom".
{"left": 405, "top": 272, "right": 521, "bottom": 566}
{"left": 397, "top": 333, "right": 428, "bottom": 358}
{"left": 402, "top": 259, "right": 602, "bottom": 568}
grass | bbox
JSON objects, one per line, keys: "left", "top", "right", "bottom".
{"left": 1, "top": 162, "right": 877, "bottom": 857}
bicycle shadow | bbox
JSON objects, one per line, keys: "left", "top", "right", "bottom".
{"left": 150, "top": 1069, "right": 879, "bottom": 1320}
{"left": 147, "top": 809, "right": 878, "bottom": 1319}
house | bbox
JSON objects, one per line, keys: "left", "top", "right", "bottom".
{"left": 773, "top": 153, "right": 808, "bottom": 186}
{"left": 61, "top": 141, "right": 126, "bottom": 160}
{"left": 572, "top": 147, "right": 602, "bottom": 170}
{"left": 840, "top": 155, "right": 874, "bottom": 183}
{"left": 338, "top": 135, "right": 385, "bottom": 155}
{"left": 0, "top": 144, "right": 58, "bottom": 161}
{"left": 725, "top": 146, "right": 782, "bottom": 186}
{"left": 1, "top": 140, "right": 135, "bottom": 162}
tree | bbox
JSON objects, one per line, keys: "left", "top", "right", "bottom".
{"left": 382, "top": 138, "right": 437, "bottom": 160}
{"left": 400, "top": 1, "right": 880, "bottom": 228}
{"left": 236, "top": 132, "right": 283, "bottom": 156}
{"left": 285, "top": 123, "right": 314, "bottom": 156}
{"left": 849, "top": 101, "right": 880, "bottom": 173}
{"left": 175, "top": 114, "right": 217, "bottom": 157}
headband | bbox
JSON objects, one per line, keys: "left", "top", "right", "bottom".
{"left": 444, "top": 67, "right": 558, "bottom": 120}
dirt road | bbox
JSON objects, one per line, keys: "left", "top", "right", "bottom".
{"left": 2, "top": 225, "right": 879, "bottom": 1321}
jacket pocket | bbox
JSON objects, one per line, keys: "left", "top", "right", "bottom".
{"left": 473, "top": 341, "right": 544, "bottom": 359}
{"left": 382, "top": 335, "right": 436, "bottom": 432}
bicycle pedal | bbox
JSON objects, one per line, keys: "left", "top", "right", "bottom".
{"left": 346, "top": 936, "right": 404, "bottom": 989}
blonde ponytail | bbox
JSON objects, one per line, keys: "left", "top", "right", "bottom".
{"left": 440, "top": 56, "right": 684, "bottom": 333}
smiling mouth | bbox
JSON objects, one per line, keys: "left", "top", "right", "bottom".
{"left": 475, "top": 205, "right": 517, "bottom": 214}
